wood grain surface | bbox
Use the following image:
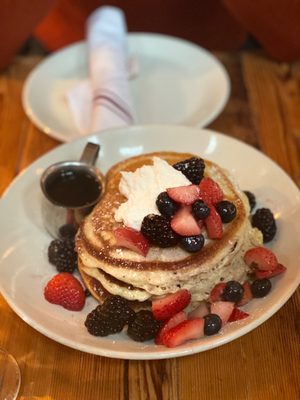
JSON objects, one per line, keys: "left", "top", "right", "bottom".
{"left": 0, "top": 53, "right": 299, "bottom": 400}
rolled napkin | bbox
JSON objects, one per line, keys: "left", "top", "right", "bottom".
{"left": 65, "top": 6, "right": 136, "bottom": 135}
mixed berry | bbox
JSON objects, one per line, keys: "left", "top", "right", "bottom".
{"left": 250, "top": 278, "right": 272, "bottom": 298}
{"left": 83, "top": 241, "right": 286, "bottom": 348}
{"left": 45, "top": 225, "right": 87, "bottom": 311}
{"left": 215, "top": 200, "right": 237, "bottom": 223}
{"left": 251, "top": 207, "right": 277, "bottom": 243}
{"left": 221, "top": 281, "right": 244, "bottom": 303}
{"left": 42, "top": 156, "right": 286, "bottom": 349}
{"left": 127, "top": 310, "right": 161, "bottom": 342}
{"left": 114, "top": 158, "right": 240, "bottom": 255}
{"left": 180, "top": 234, "right": 205, "bottom": 252}
{"left": 156, "top": 191, "right": 179, "bottom": 218}
{"left": 173, "top": 157, "right": 205, "bottom": 184}
{"left": 44, "top": 272, "right": 85, "bottom": 311}
{"left": 48, "top": 238, "right": 77, "bottom": 273}
{"left": 192, "top": 200, "right": 210, "bottom": 220}
{"left": 85, "top": 296, "right": 136, "bottom": 336}
{"left": 141, "top": 214, "right": 179, "bottom": 247}
{"left": 203, "top": 314, "right": 222, "bottom": 336}
{"left": 85, "top": 297, "right": 161, "bottom": 341}
{"left": 244, "top": 191, "right": 277, "bottom": 243}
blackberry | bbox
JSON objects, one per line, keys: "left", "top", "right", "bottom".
{"left": 85, "top": 296, "right": 135, "bottom": 336}
{"left": 251, "top": 278, "right": 272, "bottom": 298}
{"left": 58, "top": 223, "right": 77, "bottom": 240}
{"left": 251, "top": 208, "right": 277, "bottom": 243}
{"left": 180, "top": 234, "right": 205, "bottom": 253}
{"left": 204, "top": 313, "right": 222, "bottom": 336}
{"left": 221, "top": 281, "right": 244, "bottom": 303}
{"left": 215, "top": 200, "right": 237, "bottom": 223}
{"left": 192, "top": 200, "right": 210, "bottom": 220}
{"left": 156, "top": 192, "right": 179, "bottom": 218}
{"left": 243, "top": 191, "right": 256, "bottom": 212}
{"left": 173, "top": 157, "right": 205, "bottom": 184}
{"left": 48, "top": 238, "right": 77, "bottom": 273}
{"left": 127, "top": 310, "right": 161, "bottom": 342}
{"left": 141, "top": 214, "right": 180, "bottom": 247}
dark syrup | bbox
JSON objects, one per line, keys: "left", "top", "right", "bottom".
{"left": 45, "top": 168, "right": 101, "bottom": 207}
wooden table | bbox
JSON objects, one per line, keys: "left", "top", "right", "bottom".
{"left": 0, "top": 52, "right": 299, "bottom": 400}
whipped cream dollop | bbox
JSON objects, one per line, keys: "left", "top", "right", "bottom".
{"left": 114, "top": 157, "right": 190, "bottom": 230}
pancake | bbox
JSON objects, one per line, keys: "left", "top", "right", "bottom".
{"left": 76, "top": 152, "right": 262, "bottom": 304}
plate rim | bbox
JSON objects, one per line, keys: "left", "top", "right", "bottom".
{"left": 1, "top": 125, "right": 299, "bottom": 360}
{"left": 21, "top": 32, "right": 231, "bottom": 142}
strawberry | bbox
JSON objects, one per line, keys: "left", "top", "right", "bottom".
{"left": 210, "top": 301, "right": 235, "bottom": 324}
{"left": 204, "top": 205, "right": 223, "bottom": 239}
{"left": 255, "top": 263, "right": 286, "bottom": 279}
{"left": 167, "top": 184, "right": 200, "bottom": 205}
{"left": 44, "top": 273, "right": 85, "bottom": 311}
{"left": 209, "top": 282, "right": 226, "bottom": 302}
{"left": 237, "top": 281, "right": 253, "bottom": 306}
{"left": 188, "top": 301, "right": 210, "bottom": 319}
{"left": 163, "top": 318, "right": 205, "bottom": 348}
{"left": 171, "top": 206, "right": 201, "bottom": 236}
{"left": 152, "top": 289, "right": 191, "bottom": 321}
{"left": 199, "top": 177, "right": 223, "bottom": 205}
{"left": 244, "top": 247, "right": 278, "bottom": 271}
{"left": 113, "top": 226, "right": 149, "bottom": 256}
{"left": 228, "top": 307, "right": 249, "bottom": 322}
{"left": 155, "top": 311, "right": 187, "bottom": 345}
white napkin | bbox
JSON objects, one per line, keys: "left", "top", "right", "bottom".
{"left": 65, "top": 6, "right": 136, "bottom": 135}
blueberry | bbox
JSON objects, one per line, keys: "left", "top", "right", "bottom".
{"left": 215, "top": 201, "right": 237, "bottom": 223}
{"left": 251, "top": 278, "right": 272, "bottom": 298}
{"left": 192, "top": 200, "right": 210, "bottom": 220}
{"left": 204, "top": 314, "right": 222, "bottom": 336}
{"left": 221, "top": 281, "right": 244, "bottom": 303}
{"left": 156, "top": 192, "right": 179, "bottom": 218}
{"left": 180, "top": 235, "right": 205, "bottom": 252}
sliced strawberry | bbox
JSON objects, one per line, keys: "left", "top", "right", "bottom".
{"left": 204, "top": 205, "right": 223, "bottom": 239}
{"left": 188, "top": 301, "right": 210, "bottom": 319}
{"left": 209, "top": 282, "right": 226, "bottom": 302}
{"left": 244, "top": 246, "right": 278, "bottom": 271}
{"left": 237, "top": 281, "right": 253, "bottom": 306}
{"left": 113, "top": 226, "right": 149, "bottom": 256}
{"left": 228, "top": 307, "right": 249, "bottom": 322}
{"left": 155, "top": 311, "right": 187, "bottom": 345}
{"left": 199, "top": 177, "right": 223, "bottom": 205}
{"left": 163, "top": 318, "right": 205, "bottom": 348}
{"left": 152, "top": 289, "right": 191, "bottom": 321}
{"left": 171, "top": 206, "right": 201, "bottom": 236}
{"left": 210, "top": 301, "right": 235, "bottom": 324}
{"left": 255, "top": 263, "right": 287, "bottom": 279}
{"left": 167, "top": 184, "right": 200, "bottom": 205}
{"left": 44, "top": 273, "right": 85, "bottom": 311}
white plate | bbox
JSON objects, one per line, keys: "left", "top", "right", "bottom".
{"left": 22, "top": 33, "right": 230, "bottom": 142}
{"left": 1, "top": 125, "right": 299, "bottom": 360}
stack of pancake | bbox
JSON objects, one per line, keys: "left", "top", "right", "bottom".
{"left": 76, "top": 152, "right": 262, "bottom": 306}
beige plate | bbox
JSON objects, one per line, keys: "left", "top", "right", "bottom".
{"left": 0, "top": 125, "right": 299, "bottom": 359}
{"left": 22, "top": 33, "right": 230, "bottom": 142}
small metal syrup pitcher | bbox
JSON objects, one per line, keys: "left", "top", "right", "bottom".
{"left": 40, "top": 142, "right": 104, "bottom": 238}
